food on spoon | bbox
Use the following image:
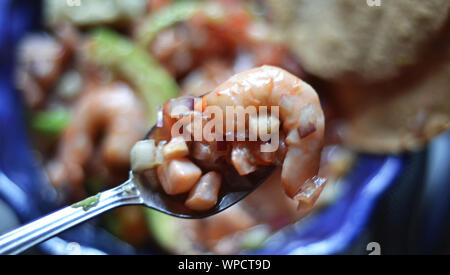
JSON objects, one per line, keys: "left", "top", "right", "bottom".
{"left": 130, "top": 65, "right": 326, "bottom": 211}
{"left": 17, "top": 0, "right": 361, "bottom": 253}
{"left": 185, "top": 172, "right": 222, "bottom": 211}
{"left": 231, "top": 143, "right": 258, "bottom": 176}
{"left": 157, "top": 158, "right": 202, "bottom": 195}
{"left": 162, "top": 136, "right": 189, "bottom": 159}
{"left": 130, "top": 140, "right": 157, "bottom": 173}
{"left": 201, "top": 65, "right": 325, "bottom": 198}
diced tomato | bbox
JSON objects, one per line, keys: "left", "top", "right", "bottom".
{"left": 163, "top": 136, "right": 189, "bottom": 159}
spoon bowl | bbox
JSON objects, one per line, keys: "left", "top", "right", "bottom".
{"left": 134, "top": 165, "right": 275, "bottom": 219}
{"left": 138, "top": 123, "right": 276, "bottom": 218}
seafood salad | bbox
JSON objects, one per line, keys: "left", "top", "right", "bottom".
{"left": 130, "top": 65, "right": 326, "bottom": 212}
{"left": 14, "top": 0, "right": 448, "bottom": 254}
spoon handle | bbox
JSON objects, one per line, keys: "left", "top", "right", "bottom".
{"left": 0, "top": 177, "right": 142, "bottom": 255}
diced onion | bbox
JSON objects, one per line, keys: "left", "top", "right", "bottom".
{"left": 169, "top": 96, "right": 195, "bottom": 117}
{"left": 155, "top": 141, "right": 167, "bottom": 166}
{"left": 157, "top": 105, "right": 163, "bottom": 127}
{"left": 163, "top": 136, "right": 189, "bottom": 159}
{"left": 130, "top": 140, "right": 157, "bottom": 172}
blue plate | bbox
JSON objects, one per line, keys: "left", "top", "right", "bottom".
{"left": 0, "top": 0, "right": 404, "bottom": 255}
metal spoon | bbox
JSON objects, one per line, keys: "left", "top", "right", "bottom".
{"left": 0, "top": 124, "right": 275, "bottom": 255}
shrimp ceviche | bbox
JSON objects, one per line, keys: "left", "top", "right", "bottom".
{"left": 131, "top": 65, "right": 326, "bottom": 212}
{"left": 16, "top": 0, "right": 358, "bottom": 253}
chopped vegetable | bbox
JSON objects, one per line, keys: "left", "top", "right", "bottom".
{"left": 185, "top": 171, "right": 221, "bottom": 211}
{"left": 157, "top": 158, "right": 202, "bottom": 195}
{"left": 241, "top": 225, "right": 270, "bottom": 251}
{"left": 71, "top": 193, "right": 100, "bottom": 211}
{"left": 168, "top": 96, "right": 195, "bottom": 117}
{"left": 145, "top": 209, "right": 194, "bottom": 253}
{"left": 162, "top": 136, "right": 189, "bottom": 159}
{"left": 136, "top": 1, "right": 225, "bottom": 48}
{"left": 136, "top": 1, "right": 201, "bottom": 47}
{"left": 130, "top": 140, "right": 157, "bottom": 172}
{"left": 156, "top": 105, "right": 163, "bottom": 127}
{"left": 155, "top": 141, "right": 167, "bottom": 166}
{"left": 31, "top": 108, "right": 71, "bottom": 134}
{"left": 45, "top": 0, "right": 148, "bottom": 27}
{"left": 87, "top": 29, "right": 179, "bottom": 126}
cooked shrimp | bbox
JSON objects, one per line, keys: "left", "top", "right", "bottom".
{"left": 48, "top": 82, "right": 146, "bottom": 189}
{"left": 16, "top": 34, "right": 68, "bottom": 108}
{"left": 203, "top": 65, "right": 325, "bottom": 197}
